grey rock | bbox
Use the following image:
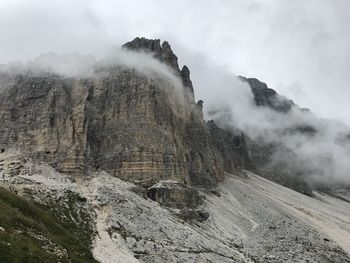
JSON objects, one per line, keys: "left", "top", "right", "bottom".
{"left": 122, "top": 37, "right": 179, "bottom": 72}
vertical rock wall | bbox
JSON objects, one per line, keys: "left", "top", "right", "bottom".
{"left": 0, "top": 39, "right": 246, "bottom": 189}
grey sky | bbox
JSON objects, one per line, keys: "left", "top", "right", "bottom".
{"left": 1, "top": 0, "right": 349, "bottom": 124}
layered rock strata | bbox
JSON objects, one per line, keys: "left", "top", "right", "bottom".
{"left": 0, "top": 38, "right": 249, "bottom": 213}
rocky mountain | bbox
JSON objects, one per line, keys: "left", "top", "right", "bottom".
{"left": 239, "top": 76, "right": 294, "bottom": 113}
{"left": 0, "top": 37, "right": 349, "bottom": 262}
{"left": 0, "top": 38, "right": 254, "bottom": 212}
{"left": 236, "top": 77, "right": 314, "bottom": 195}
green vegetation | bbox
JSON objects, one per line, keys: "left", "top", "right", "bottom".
{"left": 0, "top": 187, "right": 98, "bottom": 263}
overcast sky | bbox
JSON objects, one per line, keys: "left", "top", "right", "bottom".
{"left": 1, "top": 0, "right": 349, "bottom": 124}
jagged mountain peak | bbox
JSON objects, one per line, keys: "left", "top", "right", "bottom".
{"left": 239, "top": 75, "right": 295, "bottom": 113}
{"left": 123, "top": 37, "right": 195, "bottom": 96}
{"left": 123, "top": 37, "right": 180, "bottom": 71}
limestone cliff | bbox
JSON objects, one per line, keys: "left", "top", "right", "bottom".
{"left": 0, "top": 37, "right": 316, "bottom": 199}
{"left": 0, "top": 38, "right": 242, "bottom": 195}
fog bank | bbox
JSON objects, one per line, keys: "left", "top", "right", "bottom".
{"left": 184, "top": 51, "right": 350, "bottom": 185}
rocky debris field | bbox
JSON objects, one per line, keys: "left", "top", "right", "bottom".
{"left": 205, "top": 172, "right": 350, "bottom": 262}
{"left": 1, "top": 150, "right": 350, "bottom": 262}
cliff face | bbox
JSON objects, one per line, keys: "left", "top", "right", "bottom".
{"left": 0, "top": 38, "right": 248, "bottom": 193}
{"left": 0, "top": 37, "right": 317, "bottom": 198}
{"left": 0, "top": 75, "right": 90, "bottom": 175}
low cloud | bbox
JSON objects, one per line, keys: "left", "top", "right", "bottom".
{"left": 0, "top": 47, "right": 188, "bottom": 118}
{"left": 180, "top": 50, "right": 350, "bottom": 185}
{"left": 0, "top": 48, "right": 184, "bottom": 92}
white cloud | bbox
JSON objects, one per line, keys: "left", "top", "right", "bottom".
{"left": 0, "top": 0, "right": 349, "bottom": 123}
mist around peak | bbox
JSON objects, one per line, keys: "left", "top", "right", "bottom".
{"left": 182, "top": 50, "right": 350, "bottom": 186}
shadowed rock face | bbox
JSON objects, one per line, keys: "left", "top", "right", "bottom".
{"left": 207, "top": 120, "right": 250, "bottom": 173}
{"left": 239, "top": 76, "right": 294, "bottom": 113}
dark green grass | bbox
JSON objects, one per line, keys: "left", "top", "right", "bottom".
{"left": 0, "top": 187, "right": 98, "bottom": 263}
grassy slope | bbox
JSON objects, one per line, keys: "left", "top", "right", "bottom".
{"left": 0, "top": 187, "right": 98, "bottom": 263}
